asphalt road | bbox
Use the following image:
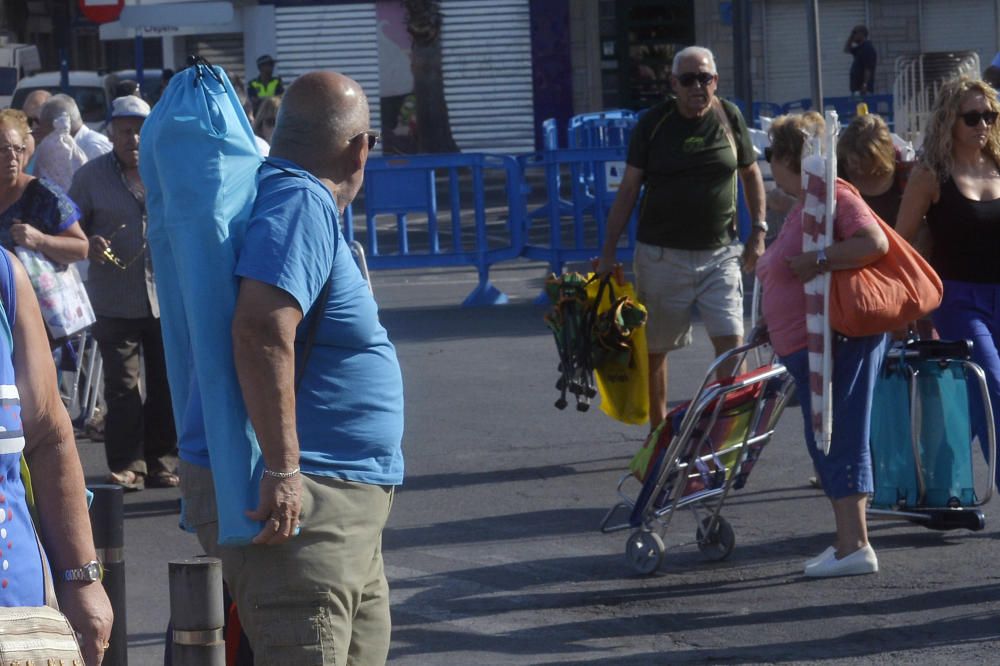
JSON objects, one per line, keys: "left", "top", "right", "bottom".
{"left": 74, "top": 259, "right": 1000, "bottom": 665}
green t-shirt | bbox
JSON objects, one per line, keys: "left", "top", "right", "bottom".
{"left": 627, "top": 97, "right": 755, "bottom": 250}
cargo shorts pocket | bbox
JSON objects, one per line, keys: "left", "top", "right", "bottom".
{"left": 252, "top": 600, "right": 337, "bottom": 666}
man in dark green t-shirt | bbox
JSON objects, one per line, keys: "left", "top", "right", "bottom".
{"left": 598, "top": 45, "right": 767, "bottom": 432}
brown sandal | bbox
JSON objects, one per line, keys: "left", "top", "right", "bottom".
{"left": 146, "top": 470, "right": 180, "bottom": 488}
{"left": 107, "top": 469, "right": 145, "bottom": 492}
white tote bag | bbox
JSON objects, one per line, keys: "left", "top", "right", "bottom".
{"left": 14, "top": 247, "right": 95, "bottom": 338}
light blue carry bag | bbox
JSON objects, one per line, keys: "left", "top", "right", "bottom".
{"left": 139, "top": 59, "right": 264, "bottom": 544}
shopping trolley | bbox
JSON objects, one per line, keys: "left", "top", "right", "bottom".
{"left": 600, "top": 335, "right": 795, "bottom": 574}
{"left": 867, "top": 339, "right": 995, "bottom": 531}
{"left": 58, "top": 329, "right": 104, "bottom": 429}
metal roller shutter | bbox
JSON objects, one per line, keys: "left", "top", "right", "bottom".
{"left": 921, "top": 0, "right": 996, "bottom": 69}
{"left": 764, "top": 0, "right": 866, "bottom": 104}
{"left": 441, "top": 0, "right": 535, "bottom": 153}
{"left": 184, "top": 34, "right": 246, "bottom": 83}
{"left": 274, "top": 4, "right": 381, "bottom": 134}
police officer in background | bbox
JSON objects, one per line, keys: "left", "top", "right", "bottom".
{"left": 248, "top": 54, "right": 284, "bottom": 113}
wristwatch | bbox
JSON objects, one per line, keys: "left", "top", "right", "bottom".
{"left": 61, "top": 560, "right": 103, "bottom": 583}
{"left": 815, "top": 248, "right": 830, "bottom": 273}
{"left": 752, "top": 220, "right": 768, "bottom": 233}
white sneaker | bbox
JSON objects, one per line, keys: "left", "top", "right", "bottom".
{"left": 805, "top": 544, "right": 878, "bottom": 578}
{"left": 803, "top": 546, "right": 835, "bottom": 571}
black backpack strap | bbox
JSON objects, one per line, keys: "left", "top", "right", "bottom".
{"left": 294, "top": 276, "right": 331, "bottom": 393}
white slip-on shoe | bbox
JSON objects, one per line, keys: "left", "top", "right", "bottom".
{"left": 804, "top": 546, "right": 835, "bottom": 571}
{"left": 805, "top": 544, "right": 878, "bottom": 578}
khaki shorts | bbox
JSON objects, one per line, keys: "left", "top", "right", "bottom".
{"left": 633, "top": 241, "right": 745, "bottom": 353}
{"left": 180, "top": 460, "right": 394, "bottom": 666}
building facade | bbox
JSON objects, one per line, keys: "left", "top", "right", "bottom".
{"left": 573, "top": 0, "right": 1000, "bottom": 114}
{"left": 4, "top": 0, "right": 1000, "bottom": 151}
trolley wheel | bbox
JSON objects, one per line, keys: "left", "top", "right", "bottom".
{"left": 625, "top": 529, "right": 664, "bottom": 575}
{"left": 696, "top": 516, "right": 735, "bottom": 562}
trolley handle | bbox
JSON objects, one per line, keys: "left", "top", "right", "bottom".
{"left": 890, "top": 339, "right": 973, "bottom": 362}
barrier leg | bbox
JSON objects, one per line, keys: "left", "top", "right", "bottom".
{"left": 168, "top": 558, "right": 225, "bottom": 666}
{"left": 90, "top": 484, "right": 127, "bottom": 666}
{"left": 463, "top": 167, "right": 509, "bottom": 307}
{"left": 462, "top": 272, "right": 509, "bottom": 306}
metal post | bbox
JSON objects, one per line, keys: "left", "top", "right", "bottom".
{"left": 732, "top": 0, "right": 753, "bottom": 113}
{"left": 805, "top": 0, "right": 823, "bottom": 110}
{"left": 90, "top": 484, "right": 127, "bottom": 666}
{"left": 169, "top": 558, "right": 226, "bottom": 666}
{"left": 134, "top": 34, "right": 146, "bottom": 96}
{"left": 58, "top": 49, "right": 69, "bottom": 92}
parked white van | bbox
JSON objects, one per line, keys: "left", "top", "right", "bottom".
{"left": 10, "top": 71, "right": 110, "bottom": 128}
{"left": 0, "top": 42, "right": 41, "bottom": 108}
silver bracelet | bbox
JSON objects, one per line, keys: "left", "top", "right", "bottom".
{"left": 263, "top": 467, "right": 301, "bottom": 479}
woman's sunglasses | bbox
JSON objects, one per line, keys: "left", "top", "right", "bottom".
{"left": 961, "top": 110, "right": 999, "bottom": 127}
{"left": 764, "top": 147, "right": 773, "bottom": 163}
{"left": 676, "top": 72, "right": 716, "bottom": 88}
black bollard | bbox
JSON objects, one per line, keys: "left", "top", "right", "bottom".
{"left": 89, "top": 484, "right": 127, "bottom": 666}
{"left": 168, "top": 558, "right": 225, "bottom": 666}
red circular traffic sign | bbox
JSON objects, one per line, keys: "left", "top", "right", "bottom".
{"left": 79, "top": 0, "right": 125, "bottom": 25}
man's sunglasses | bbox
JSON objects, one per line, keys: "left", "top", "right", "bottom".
{"left": 677, "top": 72, "right": 716, "bottom": 88}
{"left": 961, "top": 110, "right": 999, "bottom": 127}
{"left": 350, "top": 130, "right": 381, "bottom": 150}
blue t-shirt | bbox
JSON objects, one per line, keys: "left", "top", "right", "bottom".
{"left": 231, "top": 158, "right": 404, "bottom": 485}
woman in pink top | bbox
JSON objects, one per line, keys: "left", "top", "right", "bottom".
{"left": 756, "top": 113, "right": 889, "bottom": 578}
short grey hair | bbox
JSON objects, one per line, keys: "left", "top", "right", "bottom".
{"left": 40, "top": 94, "right": 83, "bottom": 133}
{"left": 672, "top": 46, "right": 718, "bottom": 76}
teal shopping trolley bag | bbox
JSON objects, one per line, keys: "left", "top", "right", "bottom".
{"left": 869, "top": 340, "right": 994, "bottom": 531}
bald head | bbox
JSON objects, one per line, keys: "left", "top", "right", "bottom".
{"left": 271, "top": 71, "right": 369, "bottom": 155}
{"left": 22, "top": 90, "right": 51, "bottom": 123}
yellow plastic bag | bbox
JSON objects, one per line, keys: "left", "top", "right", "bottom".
{"left": 585, "top": 272, "right": 649, "bottom": 425}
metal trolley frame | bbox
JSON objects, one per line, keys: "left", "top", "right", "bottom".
{"left": 867, "top": 340, "right": 995, "bottom": 531}
{"left": 600, "top": 337, "right": 795, "bottom": 574}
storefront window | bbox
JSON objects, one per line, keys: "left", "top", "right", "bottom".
{"left": 609, "top": 0, "right": 694, "bottom": 110}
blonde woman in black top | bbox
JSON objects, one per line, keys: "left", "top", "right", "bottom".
{"left": 897, "top": 76, "right": 1000, "bottom": 482}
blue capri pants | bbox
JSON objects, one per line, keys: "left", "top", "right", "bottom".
{"left": 932, "top": 280, "right": 1000, "bottom": 482}
{"left": 780, "top": 333, "right": 888, "bottom": 500}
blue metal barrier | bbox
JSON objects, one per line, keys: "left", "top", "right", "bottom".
{"left": 344, "top": 153, "right": 526, "bottom": 306}
{"left": 565, "top": 112, "right": 638, "bottom": 219}
{"left": 822, "top": 94, "right": 894, "bottom": 126}
{"left": 520, "top": 147, "right": 637, "bottom": 301}
{"left": 753, "top": 101, "right": 784, "bottom": 122}
{"left": 525, "top": 118, "right": 575, "bottom": 221}
{"left": 541, "top": 117, "right": 559, "bottom": 150}
{"left": 779, "top": 94, "right": 894, "bottom": 126}
{"left": 568, "top": 110, "right": 637, "bottom": 149}
{"left": 728, "top": 99, "right": 784, "bottom": 126}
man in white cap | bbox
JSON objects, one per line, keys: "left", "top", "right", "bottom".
{"left": 69, "top": 96, "right": 178, "bottom": 491}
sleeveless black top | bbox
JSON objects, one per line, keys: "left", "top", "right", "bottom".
{"left": 925, "top": 177, "right": 1000, "bottom": 283}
